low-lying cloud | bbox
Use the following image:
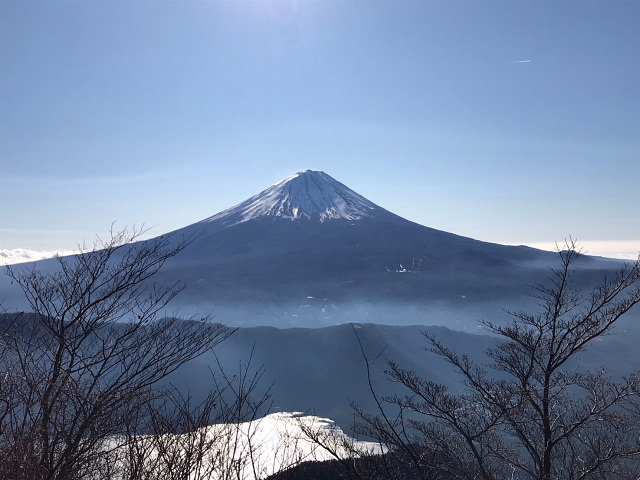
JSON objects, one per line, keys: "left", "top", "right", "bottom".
{"left": 522, "top": 240, "right": 639, "bottom": 261}
{"left": 0, "top": 248, "right": 76, "bottom": 265}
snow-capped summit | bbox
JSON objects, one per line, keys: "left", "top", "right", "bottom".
{"left": 202, "top": 170, "right": 382, "bottom": 226}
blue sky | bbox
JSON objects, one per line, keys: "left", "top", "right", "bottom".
{"left": 1, "top": 0, "right": 639, "bottom": 259}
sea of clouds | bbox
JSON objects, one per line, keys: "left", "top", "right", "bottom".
{"left": 0, "top": 248, "right": 76, "bottom": 265}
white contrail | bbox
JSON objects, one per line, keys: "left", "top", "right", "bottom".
{"left": 512, "top": 59, "right": 532, "bottom": 63}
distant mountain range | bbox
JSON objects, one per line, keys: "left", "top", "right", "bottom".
{"left": 166, "top": 321, "right": 640, "bottom": 429}
{"left": 0, "top": 170, "right": 631, "bottom": 330}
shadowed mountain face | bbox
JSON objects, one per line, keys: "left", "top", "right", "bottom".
{"left": 0, "top": 170, "right": 631, "bottom": 329}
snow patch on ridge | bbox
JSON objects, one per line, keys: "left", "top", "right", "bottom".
{"left": 202, "top": 170, "right": 381, "bottom": 226}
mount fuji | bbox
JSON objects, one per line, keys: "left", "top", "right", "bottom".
{"left": 1, "top": 170, "right": 629, "bottom": 329}
{"left": 148, "top": 170, "right": 626, "bottom": 328}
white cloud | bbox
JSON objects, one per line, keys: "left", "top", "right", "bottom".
{"left": 0, "top": 248, "right": 76, "bottom": 265}
{"left": 517, "top": 240, "right": 640, "bottom": 261}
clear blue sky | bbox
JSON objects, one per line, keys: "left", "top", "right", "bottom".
{"left": 1, "top": 0, "right": 639, "bottom": 259}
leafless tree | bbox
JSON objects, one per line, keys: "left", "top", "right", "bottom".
{"left": 353, "top": 241, "right": 640, "bottom": 480}
{"left": 102, "top": 350, "right": 272, "bottom": 480}
{"left": 0, "top": 227, "right": 234, "bottom": 480}
{"left": 295, "top": 413, "right": 397, "bottom": 480}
